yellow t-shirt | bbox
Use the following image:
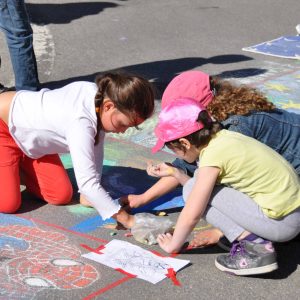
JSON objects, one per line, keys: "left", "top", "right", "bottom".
{"left": 199, "top": 130, "right": 300, "bottom": 219}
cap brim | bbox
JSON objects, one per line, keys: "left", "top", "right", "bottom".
{"left": 151, "top": 139, "right": 165, "bottom": 154}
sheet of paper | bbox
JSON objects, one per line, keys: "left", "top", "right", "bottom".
{"left": 82, "top": 239, "right": 190, "bottom": 284}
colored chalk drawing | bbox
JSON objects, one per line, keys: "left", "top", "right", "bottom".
{"left": 257, "top": 69, "right": 300, "bottom": 114}
{"left": 0, "top": 214, "right": 98, "bottom": 299}
{"left": 68, "top": 204, "right": 97, "bottom": 216}
{"left": 225, "top": 63, "right": 300, "bottom": 114}
{"left": 243, "top": 35, "right": 300, "bottom": 59}
{"left": 278, "top": 100, "right": 300, "bottom": 110}
{"left": 69, "top": 215, "right": 116, "bottom": 233}
{"left": 133, "top": 194, "right": 184, "bottom": 214}
{"left": 70, "top": 193, "right": 184, "bottom": 233}
{"left": 106, "top": 173, "right": 136, "bottom": 195}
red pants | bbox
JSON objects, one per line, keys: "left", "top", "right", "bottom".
{"left": 0, "top": 119, "right": 73, "bottom": 213}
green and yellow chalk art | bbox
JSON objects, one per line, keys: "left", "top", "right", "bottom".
{"left": 258, "top": 69, "right": 300, "bottom": 114}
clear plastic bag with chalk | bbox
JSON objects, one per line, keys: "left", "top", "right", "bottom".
{"left": 131, "top": 213, "right": 174, "bottom": 245}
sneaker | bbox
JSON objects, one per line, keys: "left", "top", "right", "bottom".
{"left": 215, "top": 240, "right": 278, "bottom": 276}
{"left": 217, "top": 236, "right": 232, "bottom": 251}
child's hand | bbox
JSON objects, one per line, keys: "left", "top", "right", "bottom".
{"left": 146, "top": 162, "right": 175, "bottom": 178}
{"left": 157, "top": 233, "right": 178, "bottom": 254}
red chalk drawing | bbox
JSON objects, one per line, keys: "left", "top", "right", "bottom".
{"left": 0, "top": 225, "right": 99, "bottom": 299}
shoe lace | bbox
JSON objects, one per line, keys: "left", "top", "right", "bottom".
{"left": 230, "top": 241, "right": 245, "bottom": 257}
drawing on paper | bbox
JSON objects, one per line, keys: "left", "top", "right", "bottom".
{"left": 82, "top": 239, "right": 189, "bottom": 284}
{"left": 113, "top": 248, "right": 170, "bottom": 275}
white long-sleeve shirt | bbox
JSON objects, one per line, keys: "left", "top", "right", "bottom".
{"left": 9, "top": 81, "right": 120, "bottom": 219}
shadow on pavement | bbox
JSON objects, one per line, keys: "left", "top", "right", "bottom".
{"left": 41, "top": 54, "right": 267, "bottom": 98}
{"left": 27, "top": 2, "right": 122, "bottom": 25}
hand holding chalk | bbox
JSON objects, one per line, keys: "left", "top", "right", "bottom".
{"left": 146, "top": 161, "right": 175, "bottom": 178}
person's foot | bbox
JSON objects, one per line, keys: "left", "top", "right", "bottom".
{"left": 79, "top": 194, "right": 93, "bottom": 207}
{"left": 190, "top": 228, "right": 223, "bottom": 248}
{"left": 215, "top": 240, "right": 278, "bottom": 276}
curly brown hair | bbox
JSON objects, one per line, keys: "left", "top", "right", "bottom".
{"left": 207, "top": 77, "right": 276, "bottom": 122}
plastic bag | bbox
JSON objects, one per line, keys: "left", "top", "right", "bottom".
{"left": 131, "top": 213, "right": 174, "bottom": 245}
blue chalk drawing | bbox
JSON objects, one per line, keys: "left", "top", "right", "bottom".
{"left": 243, "top": 35, "right": 300, "bottom": 59}
{"left": 69, "top": 192, "right": 184, "bottom": 233}
{"left": 0, "top": 236, "right": 29, "bottom": 251}
{"left": 0, "top": 213, "right": 35, "bottom": 227}
{"left": 69, "top": 216, "right": 116, "bottom": 233}
{"left": 132, "top": 193, "right": 184, "bottom": 214}
{"left": 257, "top": 70, "right": 300, "bottom": 114}
{"left": 0, "top": 214, "right": 33, "bottom": 251}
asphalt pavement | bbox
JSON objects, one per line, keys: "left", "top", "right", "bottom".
{"left": 0, "top": 1, "right": 300, "bottom": 299}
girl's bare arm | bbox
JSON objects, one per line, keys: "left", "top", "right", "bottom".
{"left": 157, "top": 166, "right": 220, "bottom": 253}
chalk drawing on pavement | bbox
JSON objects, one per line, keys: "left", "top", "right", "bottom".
{"left": 0, "top": 214, "right": 98, "bottom": 299}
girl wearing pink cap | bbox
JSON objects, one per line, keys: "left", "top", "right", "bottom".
{"left": 152, "top": 97, "right": 300, "bottom": 276}
{"left": 122, "top": 70, "right": 300, "bottom": 248}
{"left": 0, "top": 72, "right": 154, "bottom": 228}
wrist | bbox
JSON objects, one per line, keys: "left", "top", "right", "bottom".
{"left": 172, "top": 167, "right": 183, "bottom": 179}
{"left": 167, "top": 166, "right": 175, "bottom": 176}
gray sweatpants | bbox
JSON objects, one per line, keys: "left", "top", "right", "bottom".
{"left": 183, "top": 176, "right": 300, "bottom": 242}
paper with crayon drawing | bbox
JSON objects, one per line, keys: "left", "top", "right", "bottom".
{"left": 82, "top": 239, "right": 190, "bottom": 284}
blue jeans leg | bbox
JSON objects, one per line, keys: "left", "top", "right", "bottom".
{"left": 0, "top": 0, "right": 39, "bottom": 90}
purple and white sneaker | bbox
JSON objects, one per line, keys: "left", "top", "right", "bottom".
{"left": 215, "top": 240, "right": 278, "bottom": 276}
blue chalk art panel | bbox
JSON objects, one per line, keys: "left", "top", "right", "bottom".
{"left": 243, "top": 35, "right": 300, "bottom": 59}
{"left": 69, "top": 192, "right": 184, "bottom": 233}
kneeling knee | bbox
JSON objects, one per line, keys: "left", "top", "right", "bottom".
{"left": 0, "top": 199, "right": 21, "bottom": 214}
{"left": 46, "top": 184, "right": 73, "bottom": 206}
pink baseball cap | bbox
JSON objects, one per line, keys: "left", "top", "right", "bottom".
{"left": 152, "top": 98, "right": 207, "bottom": 153}
{"left": 161, "top": 70, "right": 213, "bottom": 108}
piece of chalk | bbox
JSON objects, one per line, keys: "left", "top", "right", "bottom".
{"left": 124, "top": 232, "right": 133, "bottom": 237}
{"left": 158, "top": 211, "right": 167, "bottom": 216}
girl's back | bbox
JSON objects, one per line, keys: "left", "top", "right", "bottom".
{"left": 222, "top": 109, "right": 300, "bottom": 175}
{"left": 199, "top": 129, "right": 300, "bottom": 219}
{"left": 9, "top": 82, "right": 98, "bottom": 158}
